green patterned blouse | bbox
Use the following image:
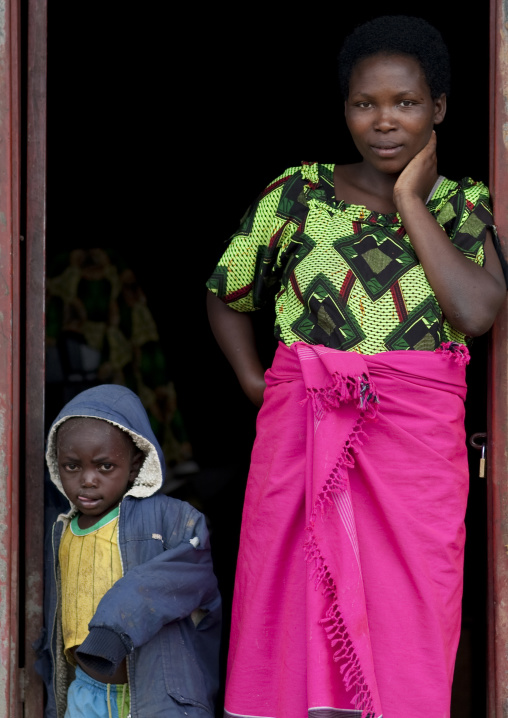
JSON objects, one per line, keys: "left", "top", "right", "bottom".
{"left": 206, "top": 162, "right": 492, "bottom": 354}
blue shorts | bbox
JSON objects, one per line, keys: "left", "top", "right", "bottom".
{"left": 65, "top": 665, "right": 130, "bottom": 718}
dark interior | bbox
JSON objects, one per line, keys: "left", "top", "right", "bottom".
{"left": 45, "top": 2, "right": 491, "bottom": 714}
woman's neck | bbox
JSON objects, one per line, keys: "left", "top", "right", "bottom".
{"left": 334, "top": 162, "right": 400, "bottom": 214}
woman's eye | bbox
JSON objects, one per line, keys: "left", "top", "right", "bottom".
{"left": 357, "top": 102, "right": 372, "bottom": 108}
{"left": 399, "top": 100, "right": 416, "bottom": 107}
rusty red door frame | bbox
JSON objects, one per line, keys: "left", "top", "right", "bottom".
{"left": 0, "top": 0, "right": 21, "bottom": 716}
{"left": 488, "top": 0, "right": 508, "bottom": 714}
{"left": 8, "top": 1, "right": 507, "bottom": 717}
{"left": 23, "top": 0, "right": 48, "bottom": 714}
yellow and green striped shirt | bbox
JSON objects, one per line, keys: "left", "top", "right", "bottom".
{"left": 59, "top": 507, "right": 122, "bottom": 663}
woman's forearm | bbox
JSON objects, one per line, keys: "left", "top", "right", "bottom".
{"left": 395, "top": 194, "right": 506, "bottom": 336}
{"left": 206, "top": 291, "right": 266, "bottom": 407}
{"left": 392, "top": 133, "right": 506, "bottom": 336}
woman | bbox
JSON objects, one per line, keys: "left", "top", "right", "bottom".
{"left": 206, "top": 15, "right": 506, "bottom": 718}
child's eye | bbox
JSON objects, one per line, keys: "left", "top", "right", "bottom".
{"left": 64, "top": 463, "right": 79, "bottom": 472}
{"left": 101, "top": 463, "right": 114, "bottom": 471}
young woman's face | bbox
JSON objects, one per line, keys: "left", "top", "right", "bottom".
{"left": 344, "top": 53, "right": 446, "bottom": 176}
{"left": 57, "top": 418, "right": 142, "bottom": 527}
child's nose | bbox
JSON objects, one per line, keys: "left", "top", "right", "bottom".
{"left": 81, "top": 469, "right": 98, "bottom": 487}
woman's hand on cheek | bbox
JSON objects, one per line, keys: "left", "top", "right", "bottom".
{"left": 393, "top": 130, "right": 438, "bottom": 210}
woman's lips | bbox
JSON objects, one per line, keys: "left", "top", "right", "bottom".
{"left": 371, "top": 144, "right": 402, "bottom": 157}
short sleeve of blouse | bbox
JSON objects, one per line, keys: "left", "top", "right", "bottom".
{"left": 206, "top": 166, "right": 303, "bottom": 312}
{"left": 431, "top": 178, "right": 493, "bottom": 267}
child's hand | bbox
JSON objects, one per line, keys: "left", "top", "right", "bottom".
{"left": 393, "top": 130, "right": 438, "bottom": 208}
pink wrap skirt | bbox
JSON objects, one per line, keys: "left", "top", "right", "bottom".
{"left": 224, "top": 342, "right": 470, "bottom": 718}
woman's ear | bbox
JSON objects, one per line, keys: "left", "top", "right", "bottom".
{"left": 433, "top": 93, "right": 447, "bottom": 126}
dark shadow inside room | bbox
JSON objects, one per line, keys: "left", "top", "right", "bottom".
{"left": 44, "top": 3, "right": 492, "bottom": 715}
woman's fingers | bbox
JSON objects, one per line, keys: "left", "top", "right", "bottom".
{"left": 394, "top": 131, "right": 438, "bottom": 203}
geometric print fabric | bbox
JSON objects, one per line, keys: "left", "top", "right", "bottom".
{"left": 334, "top": 229, "right": 418, "bottom": 302}
{"left": 206, "top": 162, "right": 492, "bottom": 354}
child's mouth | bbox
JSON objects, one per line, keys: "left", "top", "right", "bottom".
{"left": 78, "top": 495, "right": 101, "bottom": 508}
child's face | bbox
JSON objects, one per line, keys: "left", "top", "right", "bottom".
{"left": 344, "top": 53, "right": 446, "bottom": 176}
{"left": 57, "top": 418, "right": 142, "bottom": 526}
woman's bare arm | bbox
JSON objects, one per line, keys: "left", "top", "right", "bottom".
{"left": 394, "top": 132, "right": 506, "bottom": 336}
{"left": 206, "top": 291, "right": 266, "bottom": 407}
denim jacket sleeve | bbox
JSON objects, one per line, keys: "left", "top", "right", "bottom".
{"left": 77, "top": 495, "right": 220, "bottom": 674}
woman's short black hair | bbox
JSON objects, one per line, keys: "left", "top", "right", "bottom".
{"left": 338, "top": 15, "right": 451, "bottom": 100}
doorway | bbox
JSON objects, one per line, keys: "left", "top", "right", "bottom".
{"left": 36, "top": 2, "right": 494, "bottom": 716}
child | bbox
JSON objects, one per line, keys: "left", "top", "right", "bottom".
{"left": 206, "top": 15, "right": 506, "bottom": 718}
{"left": 42, "top": 383, "right": 221, "bottom": 718}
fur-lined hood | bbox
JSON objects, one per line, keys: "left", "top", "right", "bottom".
{"left": 46, "top": 384, "right": 166, "bottom": 508}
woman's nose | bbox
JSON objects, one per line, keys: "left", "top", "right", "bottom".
{"left": 374, "top": 107, "right": 397, "bottom": 131}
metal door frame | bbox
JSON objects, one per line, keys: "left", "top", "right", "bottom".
{"left": 488, "top": 1, "right": 508, "bottom": 714}
{"left": 0, "top": 0, "right": 21, "bottom": 715}
{"left": 2, "top": 0, "right": 506, "bottom": 715}
{"left": 23, "top": 0, "right": 48, "bottom": 714}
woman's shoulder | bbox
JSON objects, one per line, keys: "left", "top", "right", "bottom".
{"left": 433, "top": 176, "right": 490, "bottom": 202}
{"left": 299, "top": 162, "right": 334, "bottom": 186}
{"left": 429, "top": 176, "right": 491, "bottom": 219}
{"left": 265, "top": 162, "right": 335, "bottom": 188}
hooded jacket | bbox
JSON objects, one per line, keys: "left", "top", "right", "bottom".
{"left": 38, "top": 384, "right": 221, "bottom": 718}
